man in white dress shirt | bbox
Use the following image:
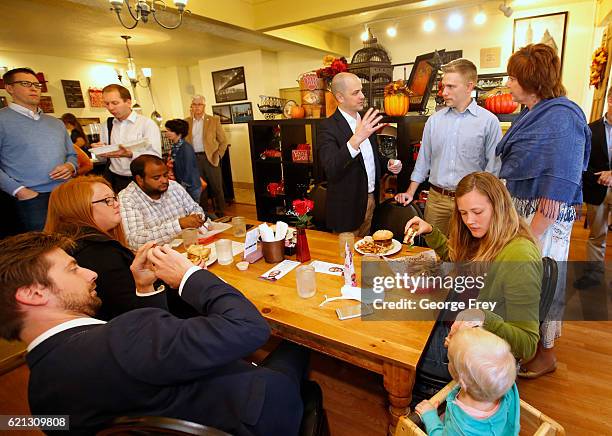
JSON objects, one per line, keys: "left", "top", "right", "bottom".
{"left": 94, "top": 84, "right": 162, "bottom": 193}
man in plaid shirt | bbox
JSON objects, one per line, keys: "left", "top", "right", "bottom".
{"left": 120, "top": 155, "right": 207, "bottom": 249}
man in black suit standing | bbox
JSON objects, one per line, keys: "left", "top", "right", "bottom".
{"left": 318, "top": 72, "right": 402, "bottom": 236}
{"left": 574, "top": 87, "right": 612, "bottom": 289}
{"left": 0, "top": 232, "right": 306, "bottom": 436}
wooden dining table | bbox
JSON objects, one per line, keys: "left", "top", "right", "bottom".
{"left": 202, "top": 222, "right": 437, "bottom": 434}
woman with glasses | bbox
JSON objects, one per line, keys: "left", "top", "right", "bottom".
{"left": 44, "top": 176, "right": 168, "bottom": 320}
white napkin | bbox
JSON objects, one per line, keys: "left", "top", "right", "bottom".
{"left": 275, "top": 221, "right": 288, "bottom": 241}
{"left": 258, "top": 223, "right": 276, "bottom": 242}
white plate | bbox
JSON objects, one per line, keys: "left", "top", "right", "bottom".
{"left": 354, "top": 238, "right": 402, "bottom": 256}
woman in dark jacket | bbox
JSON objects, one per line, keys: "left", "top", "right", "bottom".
{"left": 44, "top": 176, "right": 168, "bottom": 320}
{"left": 164, "top": 119, "right": 202, "bottom": 202}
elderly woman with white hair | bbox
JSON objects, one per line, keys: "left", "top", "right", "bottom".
{"left": 184, "top": 95, "right": 230, "bottom": 217}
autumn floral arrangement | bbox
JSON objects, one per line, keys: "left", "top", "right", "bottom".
{"left": 590, "top": 46, "right": 608, "bottom": 89}
{"left": 316, "top": 55, "right": 349, "bottom": 87}
{"left": 383, "top": 80, "right": 413, "bottom": 116}
{"left": 288, "top": 199, "right": 314, "bottom": 228}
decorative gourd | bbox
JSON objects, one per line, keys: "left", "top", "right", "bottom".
{"left": 291, "top": 105, "right": 305, "bottom": 119}
{"left": 485, "top": 92, "right": 518, "bottom": 114}
{"left": 384, "top": 94, "right": 410, "bottom": 116}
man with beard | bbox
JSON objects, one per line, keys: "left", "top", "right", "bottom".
{"left": 0, "top": 232, "right": 306, "bottom": 436}
{"left": 119, "top": 154, "right": 206, "bottom": 249}
{"left": 395, "top": 59, "right": 502, "bottom": 236}
{"left": 0, "top": 67, "right": 77, "bottom": 232}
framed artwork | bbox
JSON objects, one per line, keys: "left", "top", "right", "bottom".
{"left": 513, "top": 12, "right": 568, "bottom": 68}
{"left": 212, "top": 104, "right": 232, "bottom": 124}
{"left": 0, "top": 96, "right": 7, "bottom": 108}
{"left": 212, "top": 66, "right": 247, "bottom": 103}
{"left": 230, "top": 102, "right": 253, "bottom": 123}
{"left": 476, "top": 72, "right": 508, "bottom": 92}
{"left": 406, "top": 51, "right": 443, "bottom": 112}
{"left": 39, "top": 95, "right": 54, "bottom": 113}
{"left": 88, "top": 88, "right": 105, "bottom": 108}
{"left": 77, "top": 117, "right": 101, "bottom": 126}
{"left": 61, "top": 79, "right": 85, "bottom": 108}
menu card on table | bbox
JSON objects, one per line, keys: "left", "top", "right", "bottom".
{"left": 260, "top": 260, "right": 300, "bottom": 281}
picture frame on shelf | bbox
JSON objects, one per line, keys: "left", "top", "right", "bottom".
{"left": 212, "top": 66, "right": 247, "bottom": 103}
{"left": 513, "top": 12, "right": 568, "bottom": 69}
{"left": 230, "top": 102, "right": 253, "bottom": 123}
{"left": 212, "top": 104, "right": 232, "bottom": 124}
{"left": 406, "top": 51, "right": 443, "bottom": 112}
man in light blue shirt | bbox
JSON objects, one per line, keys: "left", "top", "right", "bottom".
{"left": 396, "top": 59, "right": 502, "bottom": 235}
{"left": 0, "top": 68, "right": 77, "bottom": 232}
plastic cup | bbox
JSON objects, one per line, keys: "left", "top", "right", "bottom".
{"left": 182, "top": 228, "right": 199, "bottom": 248}
{"left": 215, "top": 239, "right": 234, "bottom": 265}
{"left": 296, "top": 265, "right": 316, "bottom": 298}
{"left": 338, "top": 232, "right": 355, "bottom": 258}
{"left": 232, "top": 216, "right": 247, "bottom": 237}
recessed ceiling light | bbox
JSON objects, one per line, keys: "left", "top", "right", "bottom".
{"left": 423, "top": 18, "right": 435, "bottom": 32}
{"left": 474, "top": 11, "right": 487, "bottom": 25}
{"left": 387, "top": 26, "right": 397, "bottom": 37}
{"left": 448, "top": 13, "right": 463, "bottom": 30}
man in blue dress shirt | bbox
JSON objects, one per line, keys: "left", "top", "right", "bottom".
{"left": 396, "top": 59, "right": 501, "bottom": 235}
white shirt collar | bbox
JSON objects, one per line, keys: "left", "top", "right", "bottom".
{"left": 338, "top": 107, "right": 359, "bottom": 127}
{"left": 28, "top": 318, "right": 106, "bottom": 353}
{"left": 114, "top": 110, "right": 138, "bottom": 124}
{"left": 8, "top": 102, "right": 42, "bottom": 120}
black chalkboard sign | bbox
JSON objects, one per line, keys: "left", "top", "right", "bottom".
{"left": 61, "top": 79, "right": 85, "bottom": 108}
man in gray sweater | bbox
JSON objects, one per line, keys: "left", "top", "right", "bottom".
{"left": 0, "top": 67, "right": 77, "bottom": 231}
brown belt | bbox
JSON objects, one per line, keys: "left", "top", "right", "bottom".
{"left": 430, "top": 184, "right": 456, "bottom": 198}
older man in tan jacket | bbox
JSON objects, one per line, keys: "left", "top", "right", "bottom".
{"left": 185, "top": 95, "right": 230, "bottom": 216}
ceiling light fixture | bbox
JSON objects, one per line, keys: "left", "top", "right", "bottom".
{"left": 386, "top": 26, "right": 397, "bottom": 37}
{"left": 474, "top": 8, "right": 487, "bottom": 25}
{"left": 423, "top": 17, "right": 435, "bottom": 32}
{"left": 448, "top": 13, "right": 463, "bottom": 30}
{"left": 361, "top": 27, "right": 370, "bottom": 41}
{"left": 498, "top": 1, "right": 513, "bottom": 17}
{"left": 109, "top": 0, "right": 190, "bottom": 30}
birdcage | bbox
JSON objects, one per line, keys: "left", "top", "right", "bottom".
{"left": 348, "top": 31, "right": 393, "bottom": 110}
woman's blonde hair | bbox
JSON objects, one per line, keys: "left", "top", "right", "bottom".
{"left": 448, "top": 327, "right": 516, "bottom": 402}
{"left": 448, "top": 172, "right": 537, "bottom": 262}
{"left": 45, "top": 176, "right": 127, "bottom": 246}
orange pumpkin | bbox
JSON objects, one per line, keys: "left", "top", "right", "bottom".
{"left": 485, "top": 93, "right": 518, "bottom": 114}
{"left": 384, "top": 94, "right": 409, "bottom": 116}
{"left": 291, "top": 105, "right": 305, "bottom": 119}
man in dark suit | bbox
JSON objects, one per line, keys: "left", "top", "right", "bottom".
{"left": 318, "top": 72, "right": 402, "bottom": 236}
{"left": 574, "top": 88, "right": 612, "bottom": 289}
{"left": 0, "top": 232, "right": 306, "bottom": 436}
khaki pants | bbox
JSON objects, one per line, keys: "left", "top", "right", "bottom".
{"left": 586, "top": 188, "right": 612, "bottom": 264}
{"left": 353, "top": 194, "right": 376, "bottom": 238}
{"left": 424, "top": 189, "right": 455, "bottom": 236}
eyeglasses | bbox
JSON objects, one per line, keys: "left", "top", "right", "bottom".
{"left": 7, "top": 81, "right": 44, "bottom": 89}
{"left": 92, "top": 195, "right": 118, "bottom": 207}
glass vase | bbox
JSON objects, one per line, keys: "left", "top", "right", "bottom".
{"left": 296, "top": 227, "right": 311, "bottom": 262}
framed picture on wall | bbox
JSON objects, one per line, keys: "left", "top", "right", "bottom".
{"left": 406, "top": 51, "right": 443, "bottom": 112}
{"left": 513, "top": 12, "right": 568, "bottom": 69}
{"left": 39, "top": 96, "right": 54, "bottom": 113}
{"left": 0, "top": 96, "right": 7, "bottom": 108}
{"left": 212, "top": 66, "right": 247, "bottom": 103}
{"left": 212, "top": 104, "right": 232, "bottom": 124}
{"left": 230, "top": 102, "right": 253, "bottom": 123}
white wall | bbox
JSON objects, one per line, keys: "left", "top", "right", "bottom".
{"left": 349, "top": 1, "right": 597, "bottom": 115}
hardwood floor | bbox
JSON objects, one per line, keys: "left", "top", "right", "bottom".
{"left": 0, "top": 203, "right": 609, "bottom": 435}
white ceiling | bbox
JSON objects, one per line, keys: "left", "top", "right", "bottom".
{"left": 0, "top": 0, "right": 324, "bottom": 67}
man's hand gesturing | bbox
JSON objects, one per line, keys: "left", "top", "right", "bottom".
{"left": 348, "top": 108, "right": 385, "bottom": 150}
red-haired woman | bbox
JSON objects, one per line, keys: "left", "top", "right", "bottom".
{"left": 496, "top": 43, "right": 591, "bottom": 378}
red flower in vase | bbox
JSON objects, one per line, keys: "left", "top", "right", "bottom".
{"left": 289, "top": 199, "right": 314, "bottom": 227}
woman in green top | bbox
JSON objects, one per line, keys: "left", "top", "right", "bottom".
{"left": 406, "top": 172, "right": 541, "bottom": 379}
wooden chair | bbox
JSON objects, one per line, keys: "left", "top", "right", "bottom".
{"left": 371, "top": 199, "right": 425, "bottom": 245}
{"left": 393, "top": 381, "right": 565, "bottom": 436}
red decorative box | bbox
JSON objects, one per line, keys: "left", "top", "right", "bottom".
{"left": 292, "top": 150, "right": 310, "bottom": 162}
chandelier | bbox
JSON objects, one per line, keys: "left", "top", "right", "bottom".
{"left": 109, "top": 0, "right": 190, "bottom": 30}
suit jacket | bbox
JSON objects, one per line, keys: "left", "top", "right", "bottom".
{"left": 583, "top": 118, "right": 611, "bottom": 205}
{"left": 72, "top": 231, "right": 168, "bottom": 320}
{"left": 26, "top": 270, "right": 303, "bottom": 436}
{"left": 185, "top": 114, "right": 229, "bottom": 167}
{"left": 317, "top": 109, "right": 389, "bottom": 232}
